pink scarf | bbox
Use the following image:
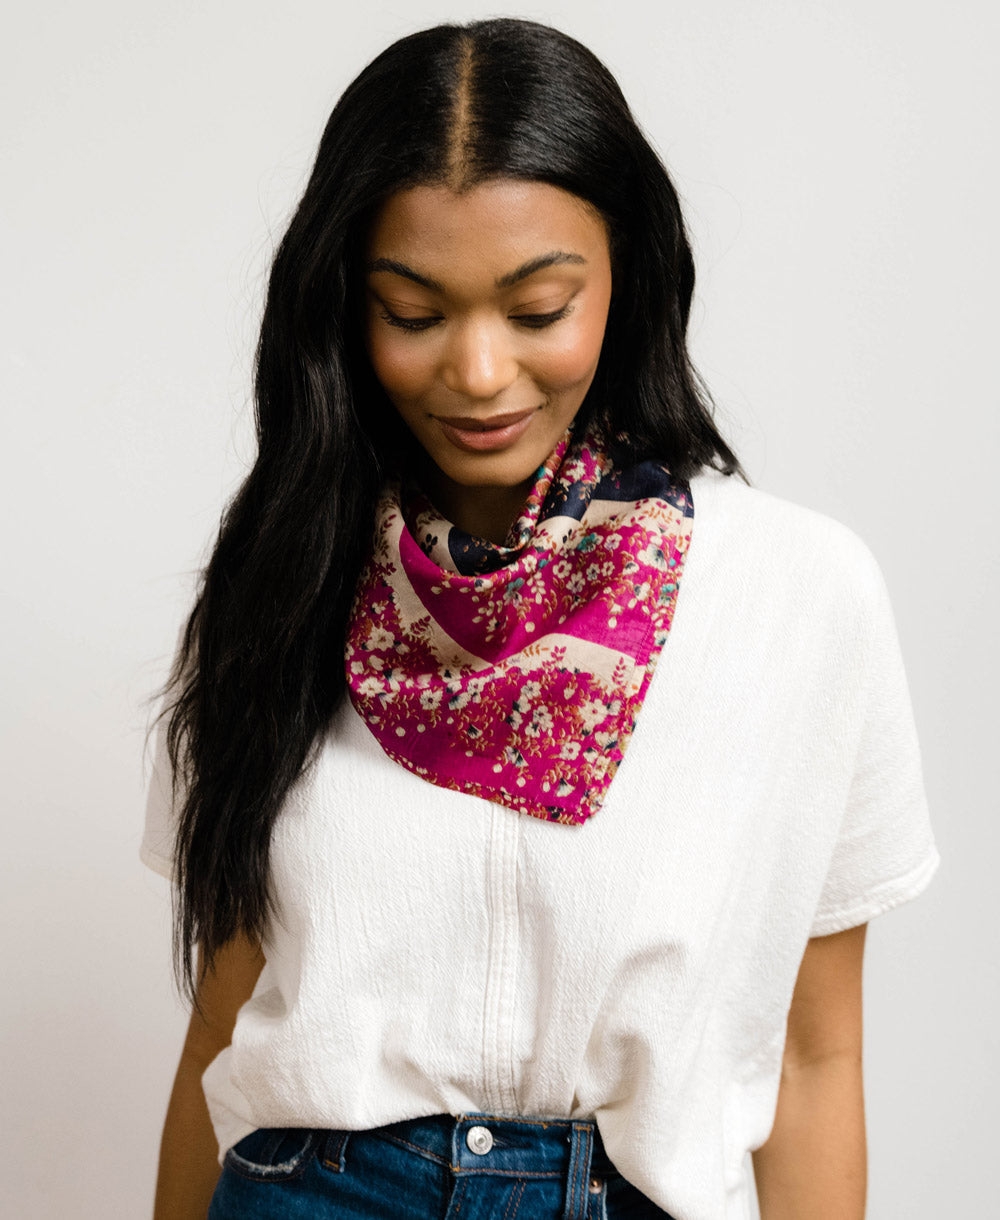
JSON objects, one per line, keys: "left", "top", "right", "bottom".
{"left": 345, "top": 423, "right": 694, "bottom": 826}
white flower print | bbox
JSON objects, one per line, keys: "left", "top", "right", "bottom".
{"left": 367, "top": 625, "right": 395, "bottom": 651}
{"left": 577, "top": 699, "right": 608, "bottom": 732}
{"left": 627, "top": 582, "right": 651, "bottom": 609}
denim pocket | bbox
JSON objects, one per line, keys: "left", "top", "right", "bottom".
{"left": 602, "top": 1171, "right": 677, "bottom": 1218}
{"left": 223, "top": 1127, "right": 321, "bottom": 1182}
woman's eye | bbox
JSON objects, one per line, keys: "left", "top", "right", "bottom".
{"left": 380, "top": 310, "right": 440, "bottom": 332}
{"left": 512, "top": 304, "right": 573, "bottom": 329}
{"left": 378, "top": 304, "right": 572, "bottom": 332}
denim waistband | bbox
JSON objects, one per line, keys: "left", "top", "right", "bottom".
{"left": 363, "top": 1111, "right": 620, "bottom": 1180}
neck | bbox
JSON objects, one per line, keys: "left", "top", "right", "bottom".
{"left": 424, "top": 472, "right": 534, "bottom": 545}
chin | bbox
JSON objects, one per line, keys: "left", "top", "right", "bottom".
{"left": 434, "top": 447, "right": 548, "bottom": 490}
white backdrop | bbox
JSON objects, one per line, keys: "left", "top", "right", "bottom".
{"left": 3, "top": 1, "right": 996, "bottom": 1216}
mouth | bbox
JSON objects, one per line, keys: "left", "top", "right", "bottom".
{"left": 433, "top": 407, "right": 540, "bottom": 453}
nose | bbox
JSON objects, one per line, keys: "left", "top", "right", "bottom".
{"left": 440, "top": 317, "right": 519, "bottom": 401}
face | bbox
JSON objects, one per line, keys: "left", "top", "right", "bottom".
{"left": 364, "top": 178, "right": 613, "bottom": 538}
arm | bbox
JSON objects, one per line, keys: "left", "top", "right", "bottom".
{"left": 153, "top": 934, "right": 265, "bottom": 1220}
{"left": 752, "top": 923, "right": 868, "bottom": 1220}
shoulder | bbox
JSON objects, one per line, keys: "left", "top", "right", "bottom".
{"left": 683, "top": 467, "right": 891, "bottom": 651}
{"left": 689, "top": 466, "right": 885, "bottom": 595}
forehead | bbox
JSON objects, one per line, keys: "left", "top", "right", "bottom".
{"left": 366, "top": 179, "right": 609, "bottom": 279}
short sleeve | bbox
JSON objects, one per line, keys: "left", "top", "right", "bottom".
{"left": 809, "top": 558, "right": 939, "bottom": 936}
{"left": 140, "top": 705, "right": 180, "bottom": 881}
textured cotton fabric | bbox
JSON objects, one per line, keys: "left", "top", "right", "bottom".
{"left": 142, "top": 465, "right": 938, "bottom": 1220}
{"left": 346, "top": 423, "right": 694, "bottom": 825}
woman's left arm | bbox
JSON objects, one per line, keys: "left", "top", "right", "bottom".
{"left": 752, "top": 923, "right": 868, "bottom": 1220}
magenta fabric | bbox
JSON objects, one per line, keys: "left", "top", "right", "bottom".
{"left": 345, "top": 424, "right": 694, "bottom": 825}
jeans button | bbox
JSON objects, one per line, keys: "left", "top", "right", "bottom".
{"left": 589, "top": 1175, "right": 604, "bottom": 1193}
{"left": 466, "top": 1125, "right": 494, "bottom": 1155}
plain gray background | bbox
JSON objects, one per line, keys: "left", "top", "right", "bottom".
{"left": 3, "top": 1, "right": 996, "bottom": 1216}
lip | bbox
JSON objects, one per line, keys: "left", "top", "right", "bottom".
{"left": 434, "top": 407, "right": 539, "bottom": 453}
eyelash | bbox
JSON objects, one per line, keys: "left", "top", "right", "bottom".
{"left": 379, "top": 304, "right": 573, "bottom": 333}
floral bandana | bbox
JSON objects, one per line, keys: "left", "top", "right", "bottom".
{"left": 345, "top": 422, "right": 694, "bottom": 826}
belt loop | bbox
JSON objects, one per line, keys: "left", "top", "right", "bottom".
{"left": 562, "top": 1120, "right": 595, "bottom": 1220}
{"left": 320, "top": 1129, "right": 350, "bottom": 1173}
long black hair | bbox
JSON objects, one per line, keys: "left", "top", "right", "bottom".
{"left": 163, "top": 17, "right": 748, "bottom": 999}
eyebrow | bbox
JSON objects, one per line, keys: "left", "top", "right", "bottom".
{"left": 366, "top": 251, "right": 586, "bottom": 292}
{"left": 496, "top": 251, "right": 587, "bottom": 287}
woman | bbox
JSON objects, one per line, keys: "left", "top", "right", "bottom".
{"left": 143, "top": 18, "right": 938, "bottom": 1220}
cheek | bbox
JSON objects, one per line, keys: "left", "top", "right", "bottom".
{"left": 533, "top": 311, "right": 608, "bottom": 393}
{"left": 366, "top": 327, "right": 434, "bottom": 402}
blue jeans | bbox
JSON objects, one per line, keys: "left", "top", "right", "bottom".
{"left": 207, "top": 1111, "right": 676, "bottom": 1218}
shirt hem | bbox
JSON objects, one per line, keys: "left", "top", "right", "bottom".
{"left": 809, "top": 847, "right": 940, "bottom": 937}
{"left": 216, "top": 1118, "right": 258, "bottom": 1166}
{"left": 139, "top": 840, "right": 174, "bottom": 881}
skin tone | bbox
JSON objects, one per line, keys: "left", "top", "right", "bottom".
{"left": 364, "top": 178, "right": 614, "bottom": 544}
{"left": 153, "top": 936, "right": 265, "bottom": 1219}
{"left": 754, "top": 923, "right": 868, "bottom": 1219}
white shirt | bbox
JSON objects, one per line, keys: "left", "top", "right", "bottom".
{"left": 142, "top": 466, "right": 938, "bottom": 1219}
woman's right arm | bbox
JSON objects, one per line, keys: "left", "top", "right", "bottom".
{"left": 153, "top": 933, "right": 265, "bottom": 1220}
